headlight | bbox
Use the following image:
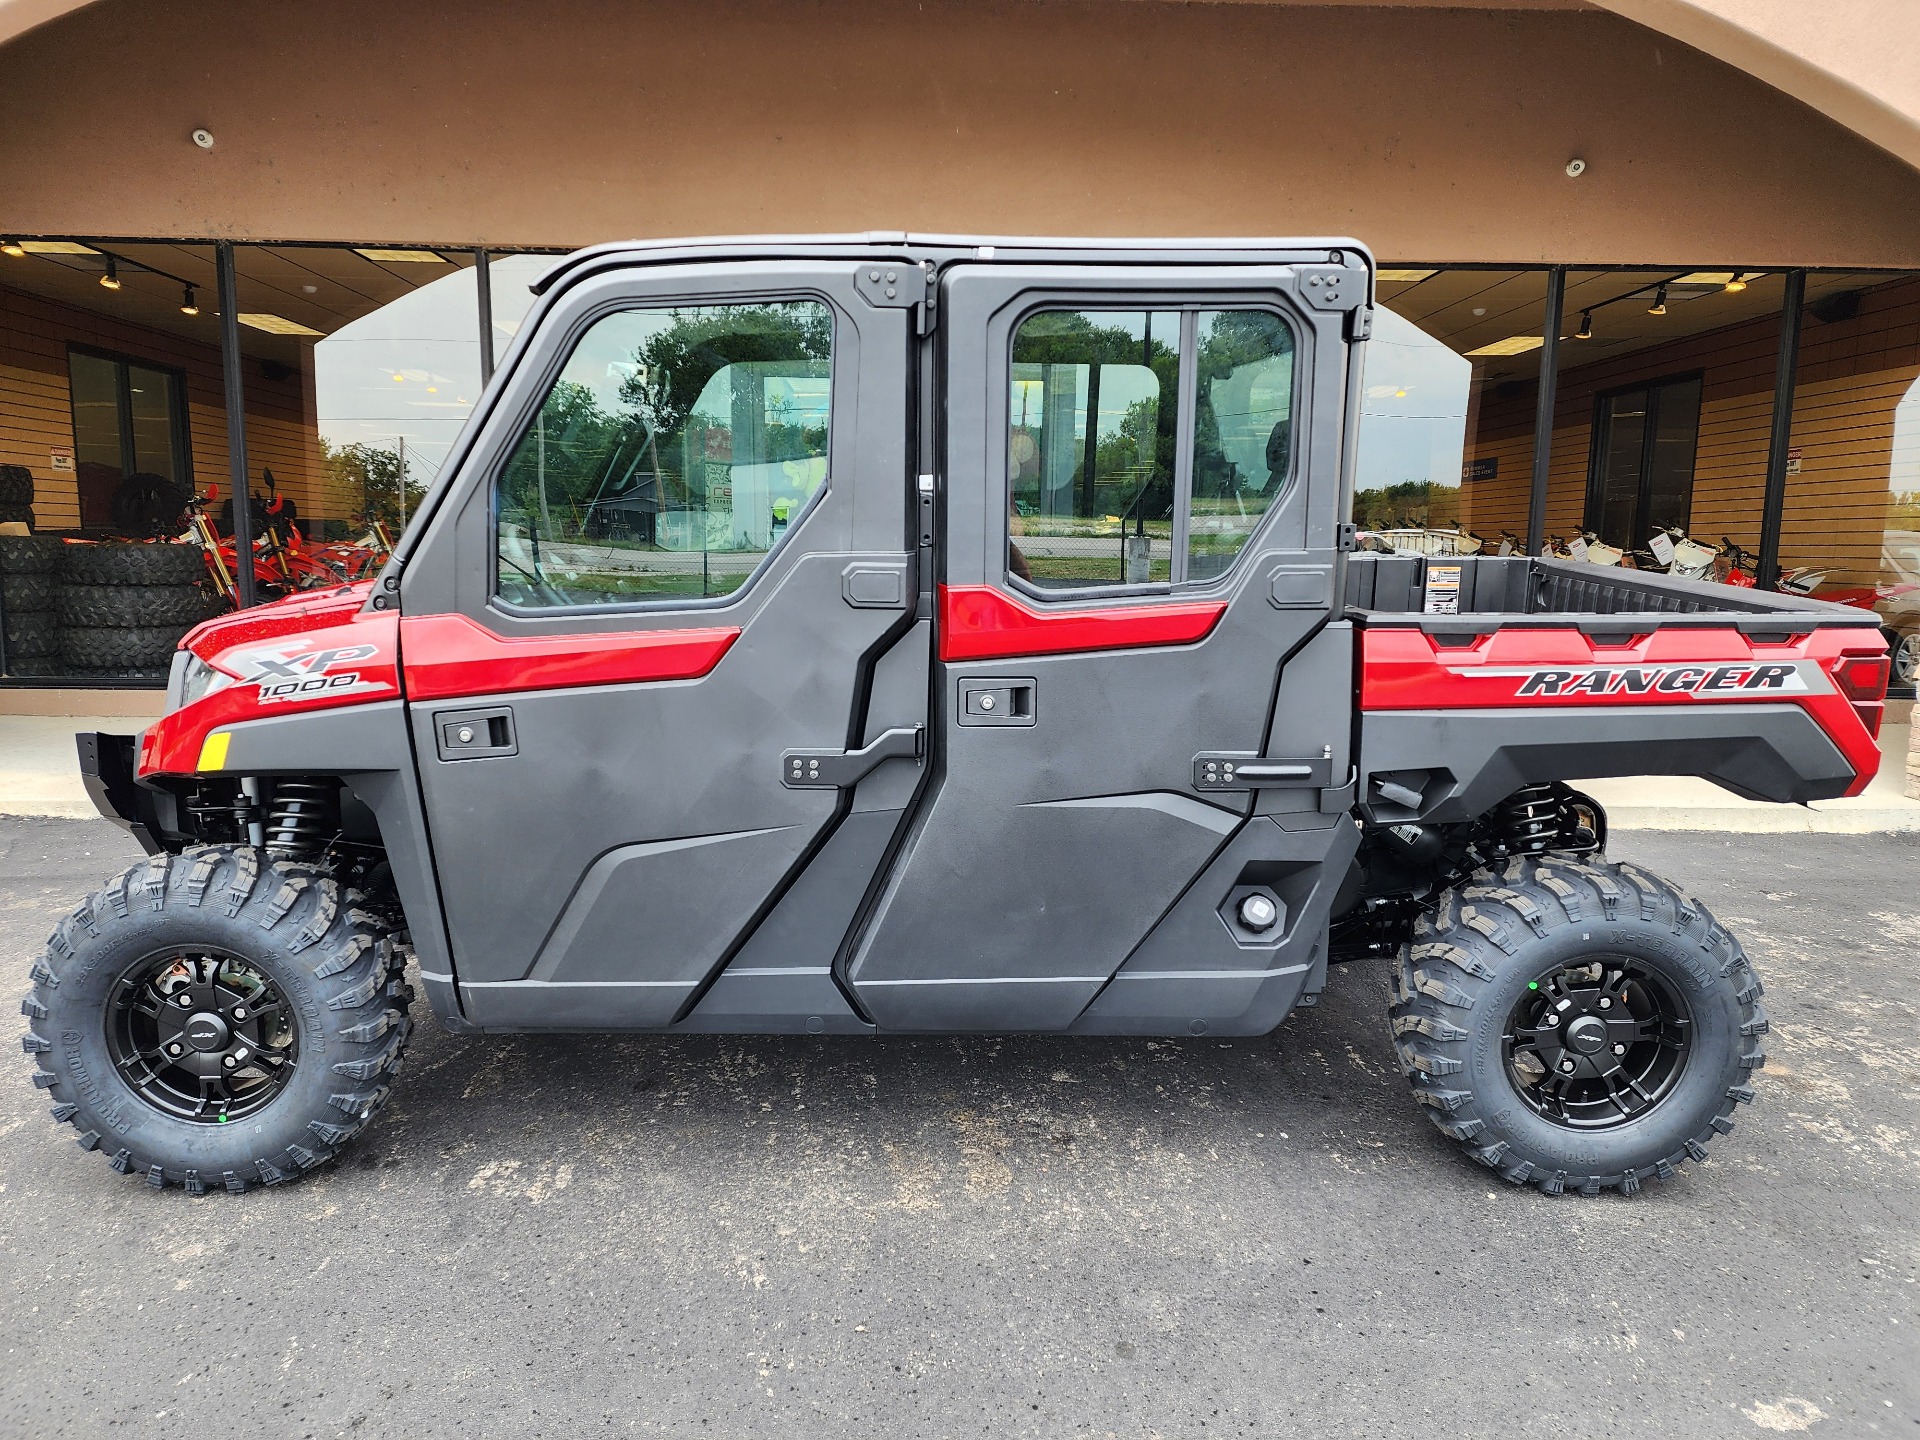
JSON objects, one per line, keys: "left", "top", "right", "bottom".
{"left": 169, "top": 652, "right": 231, "bottom": 710}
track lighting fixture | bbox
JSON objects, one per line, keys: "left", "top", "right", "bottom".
{"left": 99, "top": 257, "right": 121, "bottom": 290}
{"left": 1647, "top": 284, "right": 1668, "bottom": 316}
{"left": 180, "top": 285, "right": 200, "bottom": 316}
{"left": 1, "top": 240, "right": 23, "bottom": 258}
{"left": 1574, "top": 312, "right": 1593, "bottom": 340}
{"left": 1724, "top": 273, "right": 1749, "bottom": 293}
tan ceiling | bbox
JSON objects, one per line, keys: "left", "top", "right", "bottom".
{"left": 3, "top": 0, "right": 1915, "bottom": 178}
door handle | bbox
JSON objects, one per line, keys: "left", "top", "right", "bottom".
{"left": 435, "top": 706, "right": 517, "bottom": 761}
{"left": 782, "top": 726, "right": 924, "bottom": 789}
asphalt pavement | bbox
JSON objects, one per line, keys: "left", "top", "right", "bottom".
{"left": 0, "top": 816, "right": 1914, "bottom": 1438}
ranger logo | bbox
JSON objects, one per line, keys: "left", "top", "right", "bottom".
{"left": 1502, "top": 662, "right": 1815, "bottom": 698}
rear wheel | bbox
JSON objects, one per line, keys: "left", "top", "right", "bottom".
{"left": 1388, "top": 854, "right": 1766, "bottom": 1196}
{"left": 20, "top": 847, "right": 413, "bottom": 1192}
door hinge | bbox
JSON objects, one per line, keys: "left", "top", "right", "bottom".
{"left": 783, "top": 726, "right": 924, "bottom": 789}
{"left": 917, "top": 474, "right": 935, "bottom": 548}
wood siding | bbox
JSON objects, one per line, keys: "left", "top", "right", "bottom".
{"left": 0, "top": 283, "right": 321, "bottom": 533}
{"left": 1463, "top": 275, "right": 1920, "bottom": 584}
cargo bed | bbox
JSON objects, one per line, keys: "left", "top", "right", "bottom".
{"left": 1344, "top": 554, "right": 1891, "bottom": 823}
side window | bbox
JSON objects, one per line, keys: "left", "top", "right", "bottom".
{"left": 1190, "top": 310, "right": 1295, "bottom": 581}
{"left": 1008, "top": 310, "right": 1182, "bottom": 588}
{"left": 1005, "top": 305, "right": 1295, "bottom": 593}
{"left": 495, "top": 300, "right": 832, "bottom": 606}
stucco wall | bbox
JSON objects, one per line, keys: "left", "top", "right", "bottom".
{"left": 2, "top": 0, "right": 1920, "bottom": 265}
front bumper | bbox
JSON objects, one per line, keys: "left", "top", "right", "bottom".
{"left": 77, "top": 732, "right": 168, "bottom": 855}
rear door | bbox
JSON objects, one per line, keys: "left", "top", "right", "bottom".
{"left": 400, "top": 258, "right": 925, "bottom": 1029}
{"left": 846, "top": 256, "right": 1364, "bottom": 1030}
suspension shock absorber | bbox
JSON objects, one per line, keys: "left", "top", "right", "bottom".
{"left": 1486, "top": 782, "right": 1606, "bottom": 858}
{"left": 262, "top": 778, "right": 338, "bottom": 860}
{"left": 1487, "top": 784, "right": 1568, "bottom": 857}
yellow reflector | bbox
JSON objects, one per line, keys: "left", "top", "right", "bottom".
{"left": 197, "top": 731, "right": 232, "bottom": 772}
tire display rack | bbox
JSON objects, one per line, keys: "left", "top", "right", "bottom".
{"left": 0, "top": 466, "right": 219, "bottom": 689}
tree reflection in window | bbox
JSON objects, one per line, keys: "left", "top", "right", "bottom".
{"left": 496, "top": 301, "right": 832, "bottom": 605}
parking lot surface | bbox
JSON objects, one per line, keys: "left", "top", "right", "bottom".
{"left": 1, "top": 817, "right": 1914, "bottom": 1437}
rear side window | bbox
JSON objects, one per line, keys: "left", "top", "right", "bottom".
{"left": 1009, "top": 309, "right": 1182, "bottom": 588}
{"left": 1006, "top": 304, "right": 1295, "bottom": 593}
{"left": 495, "top": 300, "right": 832, "bottom": 606}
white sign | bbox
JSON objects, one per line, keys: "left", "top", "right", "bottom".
{"left": 49, "top": 446, "right": 74, "bottom": 472}
{"left": 1649, "top": 531, "right": 1676, "bottom": 566}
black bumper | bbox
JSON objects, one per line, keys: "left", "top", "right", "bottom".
{"left": 76, "top": 732, "right": 167, "bottom": 855}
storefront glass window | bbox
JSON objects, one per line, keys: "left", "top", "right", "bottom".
{"left": 1364, "top": 268, "right": 1549, "bottom": 554}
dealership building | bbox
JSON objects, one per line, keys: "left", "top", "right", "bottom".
{"left": 1, "top": 0, "right": 1917, "bottom": 706}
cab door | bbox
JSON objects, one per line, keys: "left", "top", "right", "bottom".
{"left": 846, "top": 256, "right": 1364, "bottom": 1031}
{"left": 399, "top": 258, "right": 924, "bottom": 1029}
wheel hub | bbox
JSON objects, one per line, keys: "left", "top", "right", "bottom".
{"left": 106, "top": 949, "right": 299, "bottom": 1123}
{"left": 183, "top": 1011, "right": 231, "bottom": 1052}
{"left": 1503, "top": 959, "right": 1692, "bottom": 1130}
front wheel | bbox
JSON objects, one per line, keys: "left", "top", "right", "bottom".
{"left": 21, "top": 847, "right": 412, "bottom": 1193}
{"left": 1388, "top": 855, "right": 1767, "bottom": 1196}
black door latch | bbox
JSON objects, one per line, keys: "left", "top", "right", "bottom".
{"left": 782, "top": 727, "right": 924, "bottom": 789}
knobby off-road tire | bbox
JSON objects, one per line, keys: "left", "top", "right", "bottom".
{"left": 60, "top": 623, "right": 192, "bottom": 670}
{"left": 59, "top": 541, "right": 206, "bottom": 588}
{"left": 1389, "top": 854, "right": 1767, "bottom": 1197}
{"left": 1, "top": 571, "right": 58, "bottom": 611}
{"left": 21, "top": 847, "right": 413, "bottom": 1193}
{"left": 0, "top": 534, "right": 65, "bottom": 576}
{"left": 57, "top": 582, "right": 218, "bottom": 628}
{"left": 3, "top": 608, "right": 59, "bottom": 656}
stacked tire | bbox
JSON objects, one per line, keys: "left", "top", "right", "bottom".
{"left": 57, "top": 544, "right": 215, "bottom": 682}
{"left": 0, "top": 463, "right": 33, "bottom": 530}
{"left": 0, "top": 534, "right": 66, "bottom": 678}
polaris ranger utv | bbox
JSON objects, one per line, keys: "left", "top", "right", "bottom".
{"left": 25, "top": 237, "right": 1890, "bottom": 1198}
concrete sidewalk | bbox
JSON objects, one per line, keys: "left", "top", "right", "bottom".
{"left": 4, "top": 706, "right": 1917, "bottom": 831}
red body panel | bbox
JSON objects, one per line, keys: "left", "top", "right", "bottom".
{"left": 1359, "top": 623, "right": 1887, "bottom": 797}
{"left": 937, "top": 584, "right": 1227, "bottom": 662}
{"left": 398, "top": 612, "right": 740, "bottom": 701}
{"left": 141, "top": 584, "right": 400, "bottom": 778}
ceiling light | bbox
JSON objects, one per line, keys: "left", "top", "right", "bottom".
{"left": 353, "top": 247, "right": 446, "bottom": 263}
{"left": 1465, "top": 335, "right": 1544, "bottom": 357}
{"left": 1672, "top": 272, "right": 1733, "bottom": 287}
{"left": 180, "top": 285, "right": 200, "bottom": 316}
{"left": 1377, "top": 268, "right": 1437, "bottom": 282}
{"left": 1574, "top": 312, "right": 1593, "bottom": 340}
{"left": 1, "top": 240, "right": 23, "bottom": 258}
{"left": 1724, "top": 273, "right": 1749, "bottom": 293}
{"left": 1647, "top": 285, "right": 1668, "bottom": 316}
{"left": 99, "top": 258, "right": 122, "bottom": 290}
{"left": 18, "top": 240, "right": 98, "bottom": 255}
{"left": 238, "top": 312, "right": 323, "bottom": 336}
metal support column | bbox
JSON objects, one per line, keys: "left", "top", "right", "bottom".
{"left": 215, "top": 240, "right": 258, "bottom": 609}
{"left": 1756, "top": 269, "right": 1806, "bottom": 590}
{"left": 474, "top": 248, "right": 495, "bottom": 383}
{"left": 1525, "top": 265, "right": 1566, "bottom": 556}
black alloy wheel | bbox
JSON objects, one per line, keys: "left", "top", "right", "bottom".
{"left": 1502, "top": 958, "right": 1690, "bottom": 1130}
{"left": 106, "top": 947, "right": 299, "bottom": 1124}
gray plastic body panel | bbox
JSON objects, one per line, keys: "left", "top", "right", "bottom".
{"left": 1071, "top": 815, "right": 1359, "bottom": 1035}
{"left": 1356, "top": 703, "right": 1856, "bottom": 823}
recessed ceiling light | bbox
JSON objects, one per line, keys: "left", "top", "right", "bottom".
{"left": 19, "top": 240, "right": 99, "bottom": 255}
{"left": 354, "top": 248, "right": 446, "bottom": 263}
{"left": 1377, "top": 268, "right": 1437, "bottom": 282}
{"left": 238, "top": 312, "right": 323, "bottom": 336}
{"left": 1466, "top": 335, "right": 1545, "bottom": 357}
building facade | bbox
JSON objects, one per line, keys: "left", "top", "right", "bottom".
{"left": 1, "top": 0, "right": 1917, "bottom": 686}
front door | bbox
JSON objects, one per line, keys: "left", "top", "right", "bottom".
{"left": 846, "top": 257, "right": 1362, "bottom": 1030}
{"left": 400, "top": 258, "right": 923, "bottom": 1029}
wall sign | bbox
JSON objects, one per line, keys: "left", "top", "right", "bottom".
{"left": 1462, "top": 457, "right": 1498, "bottom": 482}
{"left": 1785, "top": 447, "right": 1803, "bottom": 475}
{"left": 49, "top": 445, "right": 73, "bottom": 472}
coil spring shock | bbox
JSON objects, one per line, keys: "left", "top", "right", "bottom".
{"left": 263, "top": 778, "right": 337, "bottom": 860}
{"left": 1488, "top": 784, "right": 1572, "bottom": 857}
